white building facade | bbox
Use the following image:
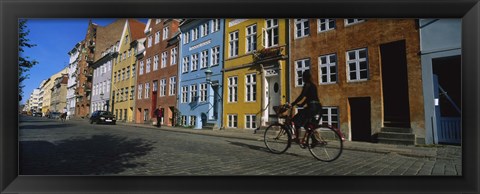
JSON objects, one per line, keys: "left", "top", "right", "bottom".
{"left": 66, "top": 42, "right": 81, "bottom": 118}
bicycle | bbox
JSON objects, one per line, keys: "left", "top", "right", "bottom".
{"left": 264, "top": 103, "right": 345, "bottom": 162}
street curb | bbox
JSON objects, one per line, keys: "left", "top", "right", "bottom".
{"left": 115, "top": 122, "right": 445, "bottom": 159}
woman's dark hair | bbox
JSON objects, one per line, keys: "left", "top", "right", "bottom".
{"left": 302, "top": 70, "right": 312, "bottom": 84}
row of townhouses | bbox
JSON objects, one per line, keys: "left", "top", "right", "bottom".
{"left": 24, "top": 18, "right": 461, "bottom": 146}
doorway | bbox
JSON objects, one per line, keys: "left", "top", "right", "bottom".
{"left": 380, "top": 40, "right": 411, "bottom": 127}
{"left": 349, "top": 97, "right": 372, "bottom": 142}
{"left": 266, "top": 73, "right": 281, "bottom": 118}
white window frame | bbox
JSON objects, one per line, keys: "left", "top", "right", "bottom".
{"left": 139, "top": 61, "right": 144, "bottom": 75}
{"left": 155, "top": 31, "right": 160, "bottom": 44}
{"left": 138, "top": 84, "right": 142, "bottom": 99}
{"left": 294, "top": 19, "right": 310, "bottom": 38}
{"left": 264, "top": 19, "right": 279, "bottom": 48}
{"left": 344, "top": 19, "right": 366, "bottom": 26}
{"left": 200, "top": 50, "right": 208, "bottom": 69}
{"left": 171, "top": 47, "right": 177, "bottom": 65}
{"left": 161, "top": 51, "right": 167, "bottom": 68}
{"left": 146, "top": 58, "right": 151, "bottom": 73}
{"left": 245, "top": 114, "right": 257, "bottom": 129}
{"left": 211, "top": 19, "right": 220, "bottom": 33}
{"left": 183, "top": 32, "right": 190, "bottom": 44}
{"left": 227, "top": 114, "right": 238, "bottom": 128}
{"left": 191, "top": 53, "right": 198, "bottom": 71}
{"left": 147, "top": 35, "right": 153, "bottom": 48}
{"left": 346, "top": 48, "right": 369, "bottom": 82}
{"left": 201, "top": 23, "right": 208, "bottom": 37}
{"left": 169, "top": 76, "right": 176, "bottom": 96}
{"left": 245, "top": 73, "right": 256, "bottom": 102}
{"left": 163, "top": 26, "right": 169, "bottom": 40}
{"left": 211, "top": 46, "right": 220, "bottom": 66}
{"left": 318, "top": 54, "right": 338, "bottom": 84}
{"left": 322, "top": 107, "right": 339, "bottom": 128}
{"left": 182, "top": 56, "right": 189, "bottom": 73}
{"left": 153, "top": 55, "right": 159, "bottom": 71}
{"left": 160, "top": 79, "right": 166, "bottom": 97}
{"left": 229, "top": 31, "right": 239, "bottom": 57}
{"left": 152, "top": 80, "right": 158, "bottom": 92}
{"left": 189, "top": 115, "right": 196, "bottom": 126}
{"left": 190, "top": 84, "right": 197, "bottom": 102}
{"left": 192, "top": 28, "right": 199, "bottom": 41}
{"left": 130, "top": 86, "right": 134, "bottom": 100}
{"left": 199, "top": 83, "right": 207, "bottom": 102}
{"left": 228, "top": 76, "right": 238, "bottom": 103}
{"left": 181, "top": 86, "right": 188, "bottom": 103}
{"left": 181, "top": 115, "right": 187, "bottom": 126}
{"left": 246, "top": 24, "right": 257, "bottom": 53}
{"left": 295, "top": 59, "right": 311, "bottom": 87}
{"left": 145, "top": 82, "right": 150, "bottom": 99}
{"left": 318, "top": 19, "right": 336, "bottom": 32}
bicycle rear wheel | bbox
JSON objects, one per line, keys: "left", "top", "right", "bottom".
{"left": 307, "top": 126, "right": 343, "bottom": 162}
{"left": 264, "top": 123, "right": 291, "bottom": 154}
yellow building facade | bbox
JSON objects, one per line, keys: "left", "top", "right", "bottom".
{"left": 111, "top": 20, "right": 144, "bottom": 122}
{"left": 223, "top": 19, "right": 289, "bottom": 130}
{"left": 41, "top": 67, "right": 68, "bottom": 115}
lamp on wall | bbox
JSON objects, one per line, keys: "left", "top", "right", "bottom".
{"left": 204, "top": 67, "right": 218, "bottom": 86}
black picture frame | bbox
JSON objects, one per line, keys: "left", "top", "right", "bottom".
{"left": 1, "top": 0, "right": 478, "bottom": 193}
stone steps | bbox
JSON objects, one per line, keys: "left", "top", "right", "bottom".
{"left": 377, "top": 127, "right": 415, "bottom": 145}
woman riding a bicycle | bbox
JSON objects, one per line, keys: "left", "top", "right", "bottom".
{"left": 288, "top": 70, "right": 322, "bottom": 142}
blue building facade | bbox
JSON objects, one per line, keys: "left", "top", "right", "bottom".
{"left": 178, "top": 19, "right": 225, "bottom": 129}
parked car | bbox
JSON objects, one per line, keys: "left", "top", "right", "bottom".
{"left": 33, "top": 112, "right": 42, "bottom": 117}
{"left": 89, "top": 111, "right": 116, "bottom": 125}
{"left": 49, "top": 112, "right": 62, "bottom": 119}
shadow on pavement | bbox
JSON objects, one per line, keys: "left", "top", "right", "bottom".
{"left": 227, "top": 141, "right": 303, "bottom": 157}
{"left": 20, "top": 123, "right": 74, "bottom": 130}
{"left": 20, "top": 134, "right": 155, "bottom": 175}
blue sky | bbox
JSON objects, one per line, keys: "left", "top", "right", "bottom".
{"left": 21, "top": 18, "right": 148, "bottom": 104}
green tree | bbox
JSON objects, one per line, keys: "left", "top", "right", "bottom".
{"left": 18, "top": 19, "right": 38, "bottom": 101}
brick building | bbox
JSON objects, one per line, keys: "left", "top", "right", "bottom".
{"left": 75, "top": 21, "right": 97, "bottom": 118}
{"left": 289, "top": 19, "right": 424, "bottom": 144}
{"left": 135, "top": 19, "right": 180, "bottom": 126}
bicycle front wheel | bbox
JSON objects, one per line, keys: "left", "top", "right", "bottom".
{"left": 307, "top": 126, "right": 343, "bottom": 162}
{"left": 264, "top": 123, "right": 291, "bottom": 154}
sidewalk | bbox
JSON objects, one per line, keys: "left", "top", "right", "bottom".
{"left": 114, "top": 121, "right": 460, "bottom": 159}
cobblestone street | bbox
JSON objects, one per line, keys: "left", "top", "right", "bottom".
{"left": 19, "top": 116, "right": 462, "bottom": 176}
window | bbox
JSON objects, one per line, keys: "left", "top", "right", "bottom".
{"left": 229, "top": 31, "right": 239, "bottom": 57}
{"left": 153, "top": 55, "right": 159, "bottom": 71}
{"left": 228, "top": 114, "right": 238, "bottom": 128}
{"left": 201, "top": 23, "right": 208, "bottom": 37}
{"left": 211, "top": 19, "right": 220, "bottom": 33}
{"left": 191, "top": 53, "right": 198, "bottom": 71}
{"left": 152, "top": 80, "right": 158, "bottom": 92}
{"left": 319, "top": 54, "right": 337, "bottom": 84}
{"left": 171, "top": 47, "right": 177, "bottom": 65}
{"left": 322, "top": 107, "right": 339, "bottom": 128}
{"left": 190, "top": 84, "right": 197, "bottom": 102}
{"left": 146, "top": 58, "right": 151, "bottom": 73}
{"left": 264, "top": 19, "right": 279, "bottom": 48}
{"left": 182, "top": 56, "right": 189, "bottom": 73}
{"left": 126, "top": 67, "right": 130, "bottom": 79}
{"left": 192, "top": 28, "right": 199, "bottom": 41}
{"left": 200, "top": 50, "right": 208, "bottom": 69}
{"left": 163, "top": 26, "right": 169, "bottom": 40}
{"left": 145, "top": 82, "right": 150, "bottom": 99}
{"left": 318, "top": 19, "right": 336, "bottom": 32}
{"left": 138, "top": 84, "right": 142, "bottom": 99}
{"left": 295, "top": 59, "right": 311, "bottom": 87}
{"left": 122, "top": 52, "right": 126, "bottom": 60}
{"left": 156, "top": 19, "right": 161, "bottom": 24}
{"left": 130, "top": 86, "right": 134, "bottom": 100}
{"left": 189, "top": 116, "right": 196, "bottom": 126}
{"left": 294, "top": 19, "right": 310, "bottom": 38}
{"left": 160, "top": 79, "right": 166, "bottom": 97}
{"left": 113, "top": 72, "right": 117, "bottom": 83}
{"left": 199, "top": 83, "right": 207, "bottom": 102}
{"left": 143, "top": 109, "right": 149, "bottom": 121}
{"left": 161, "top": 51, "right": 167, "bottom": 68}
{"left": 346, "top": 48, "right": 368, "bottom": 81}
{"left": 121, "top": 68, "right": 125, "bottom": 80}
{"left": 155, "top": 31, "right": 160, "bottom": 44}
{"left": 139, "top": 61, "right": 144, "bottom": 75}
{"left": 181, "top": 115, "right": 187, "bottom": 126}
{"left": 211, "top": 46, "right": 220, "bottom": 66}
{"left": 147, "top": 36, "right": 152, "bottom": 48}
{"left": 245, "top": 74, "right": 256, "bottom": 102}
{"left": 246, "top": 24, "right": 257, "bottom": 53}
{"left": 125, "top": 35, "right": 129, "bottom": 45}
{"left": 106, "top": 80, "right": 110, "bottom": 94}
{"left": 183, "top": 32, "right": 190, "bottom": 44}
{"left": 228, "top": 76, "right": 238, "bottom": 103}
{"left": 132, "top": 64, "right": 136, "bottom": 77}
{"left": 181, "top": 86, "right": 188, "bottom": 103}
{"left": 345, "top": 19, "right": 365, "bottom": 26}
{"left": 245, "top": 115, "right": 257, "bottom": 129}
{"left": 169, "top": 76, "right": 176, "bottom": 96}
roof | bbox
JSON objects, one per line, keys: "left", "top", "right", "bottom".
{"left": 128, "top": 19, "right": 147, "bottom": 41}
